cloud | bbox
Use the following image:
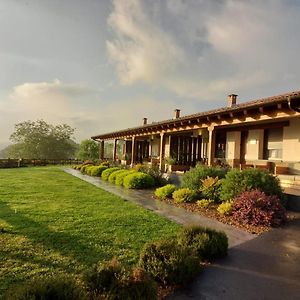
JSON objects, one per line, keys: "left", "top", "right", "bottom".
{"left": 0, "top": 79, "right": 179, "bottom": 146}
{"left": 107, "top": 0, "right": 300, "bottom": 100}
{"left": 106, "top": 0, "right": 184, "bottom": 85}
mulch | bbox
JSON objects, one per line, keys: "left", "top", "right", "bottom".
{"left": 156, "top": 197, "right": 271, "bottom": 235}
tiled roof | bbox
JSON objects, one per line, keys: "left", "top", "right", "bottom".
{"left": 92, "top": 90, "right": 300, "bottom": 139}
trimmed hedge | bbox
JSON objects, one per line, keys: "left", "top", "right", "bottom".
{"left": 172, "top": 188, "right": 197, "bottom": 203}
{"left": 138, "top": 240, "right": 201, "bottom": 285}
{"left": 220, "top": 168, "right": 284, "bottom": 202}
{"left": 5, "top": 275, "right": 86, "bottom": 300}
{"left": 101, "top": 167, "right": 121, "bottom": 181}
{"left": 115, "top": 170, "right": 137, "bottom": 186}
{"left": 177, "top": 225, "right": 228, "bottom": 261}
{"left": 108, "top": 169, "right": 128, "bottom": 183}
{"left": 90, "top": 166, "right": 108, "bottom": 177}
{"left": 80, "top": 164, "right": 93, "bottom": 174}
{"left": 123, "top": 172, "right": 155, "bottom": 189}
{"left": 154, "top": 184, "right": 177, "bottom": 199}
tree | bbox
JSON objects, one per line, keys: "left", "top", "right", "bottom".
{"left": 76, "top": 139, "right": 99, "bottom": 160}
{"left": 8, "top": 120, "right": 78, "bottom": 159}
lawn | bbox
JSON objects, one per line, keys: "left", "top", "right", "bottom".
{"left": 0, "top": 167, "right": 180, "bottom": 297}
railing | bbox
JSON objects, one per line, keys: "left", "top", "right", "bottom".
{"left": 0, "top": 159, "right": 83, "bottom": 169}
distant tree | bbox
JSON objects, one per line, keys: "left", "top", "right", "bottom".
{"left": 76, "top": 139, "right": 99, "bottom": 160}
{"left": 0, "top": 143, "right": 24, "bottom": 159}
{"left": 8, "top": 120, "right": 78, "bottom": 159}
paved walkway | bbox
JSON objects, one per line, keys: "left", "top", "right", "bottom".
{"left": 65, "top": 169, "right": 300, "bottom": 299}
{"left": 169, "top": 213, "right": 300, "bottom": 300}
{"left": 64, "top": 168, "right": 255, "bottom": 247}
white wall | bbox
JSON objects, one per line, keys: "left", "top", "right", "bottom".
{"left": 283, "top": 117, "right": 300, "bottom": 162}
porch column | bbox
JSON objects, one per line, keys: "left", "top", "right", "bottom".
{"left": 207, "top": 126, "right": 216, "bottom": 166}
{"left": 159, "top": 132, "right": 165, "bottom": 171}
{"left": 113, "top": 139, "right": 118, "bottom": 161}
{"left": 130, "top": 136, "right": 136, "bottom": 167}
{"left": 99, "top": 140, "right": 104, "bottom": 160}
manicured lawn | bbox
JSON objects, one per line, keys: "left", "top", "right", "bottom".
{"left": 0, "top": 167, "right": 180, "bottom": 297}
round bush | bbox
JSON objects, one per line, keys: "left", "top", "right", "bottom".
{"left": 154, "top": 184, "right": 177, "bottom": 199}
{"left": 85, "top": 165, "right": 95, "bottom": 176}
{"left": 84, "top": 258, "right": 122, "bottom": 297}
{"left": 217, "top": 201, "right": 233, "bottom": 216}
{"left": 101, "top": 167, "right": 121, "bottom": 181}
{"left": 181, "top": 164, "right": 227, "bottom": 190}
{"left": 123, "top": 172, "right": 155, "bottom": 189}
{"left": 232, "top": 189, "right": 287, "bottom": 227}
{"left": 117, "top": 267, "right": 157, "bottom": 300}
{"left": 177, "top": 225, "right": 228, "bottom": 261}
{"left": 80, "top": 164, "right": 93, "bottom": 174}
{"left": 108, "top": 169, "right": 128, "bottom": 184}
{"left": 84, "top": 259, "right": 157, "bottom": 300}
{"left": 90, "top": 166, "right": 108, "bottom": 177}
{"left": 138, "top": 240, "right": 201, "bottom": 285}
{"left": 115, "top": 170, "right": 137, "bottom": 186}
{"left": 172, "top": 188, "right": 197, "bottom": 203}
{"left": 5, "top": 275, "right": 86, "bottom": 300}
{"left": 220, "top": 168, "right": 284, "bottom": 202}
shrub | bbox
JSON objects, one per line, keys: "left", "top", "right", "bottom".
{"left": 84, "top": 258, "right": 123, "bottom": 297}
{"left": 108, "top": 169, "right": 128, "bottom": 183}
{"left": 172, "top": 188, "right": 197, "bottom": 203}
{"left": 100, "top": 161, "right": 110, "bottom": 167}
{"left": 181, "top": 164, "right": 227, "bottom": 190}
{"left": 200, "top": 176, "right": 222, "bottom": 202}
{"left": 197, "top": 199, "right": 213, "bottom": 208}
{"left": 117, "top": 267, "right": 157, "bottom": 300}
{"left": 220, "top": 168, "right": 284, "bottom": 202}
{"left": 231, "top": 190, "right": 287, "bottom": 227}
{"left": 101, "top": 167, "right": 121, "bottom": 181}
{"left": 84, "top": 259, "right": 157, "bottom": 300}
{"left": 85, "top": 165, "right": 95, "bottom": 176}
{"left": 217, "top": 201, "right": 233, "bottom": 216}
{"left": 177, "top": 225, "right": 228, "bottom": 261}
{"left": 5, "top": 275, "right": 86, "bottom": 300}
{"left": 138, "top": 240, "right": 201, "bottom": 285}
{"left": 90, "top": 166, "right": 108, "bottom": 177}
{"left": 115, "top": 170, "right": 137, "bottom": 186}
{"left": 123, "top": 172, "right": 155, "bottom": 189}
{"left": 154, "top": 184, "right": 177, "bottom": 199}
{"left": 141, "top": 165, "right": 168, "bottom": 187}
{"left": 80, "top": 164, "right": 93, "bottom": 174}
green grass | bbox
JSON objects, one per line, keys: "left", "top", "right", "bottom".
{"left": 0, "top": 167, "right": 180, "bottom": 297}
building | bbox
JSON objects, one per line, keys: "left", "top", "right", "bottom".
{"left": 92, "top": 90, "right": 300, "bottom": 177}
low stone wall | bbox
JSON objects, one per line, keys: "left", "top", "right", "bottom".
{"left": 0, "top": 159, "right": 83, "bottom": 168}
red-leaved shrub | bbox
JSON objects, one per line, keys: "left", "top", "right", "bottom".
{"left": 232, "top": 189, "right": 287, "bottom": 227}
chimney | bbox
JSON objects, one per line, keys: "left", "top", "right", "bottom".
{"left": 173, "top": 109, "right": 181, "bottom": 119}
{"left": 143, "top": 117, "right": 147, "bottom": 125}
{"left": 227, "top": 94, "right": 238, "bottom": 107}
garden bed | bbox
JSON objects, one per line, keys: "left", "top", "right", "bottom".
{"left": 159, "top": 197, "right": 270, "bottom": 235}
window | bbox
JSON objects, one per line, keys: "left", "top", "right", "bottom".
{"left": 264, "top": 127, "right": 283, "bottom": 159}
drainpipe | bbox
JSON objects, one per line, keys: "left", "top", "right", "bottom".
{"left": 287, "top": 96, "right": 300, "bottom": 113}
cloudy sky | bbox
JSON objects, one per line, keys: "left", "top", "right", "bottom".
{"left": 1, "top": 0, "right": 300, "bottom": 148}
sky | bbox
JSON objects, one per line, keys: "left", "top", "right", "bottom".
{"left": 1, "top": 0, "right": 300, "bottom": 149}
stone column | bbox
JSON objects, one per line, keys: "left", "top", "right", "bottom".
{"left": 113, "top": 139, "right": 118, "bottom": 161}
{"left": 159, "top": 133, "right": 165, "bottom": 171}
{"left": 99, "top": 140, "right": 104, "bottom": 160}
{"left": 207, "top": 126, "right": 216, "bottom": 166}
{"left": 130, "top": 136, "right": 136, "bottom": 167}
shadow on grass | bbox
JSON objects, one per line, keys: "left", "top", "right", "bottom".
{"left": 0, "top": 201, "right": 112, "bottom": 271}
